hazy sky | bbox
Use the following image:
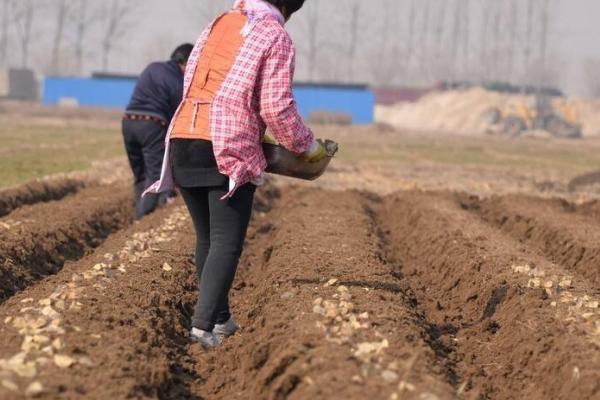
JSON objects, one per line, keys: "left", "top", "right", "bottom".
{"left": 551, "top": 0, "right": 600, "bottom": 93}
{"left": 122, "top": 0, "right": 600, "bottom": 95}
{"left": 3, "top": 0, "right": 600, "bottom": 96}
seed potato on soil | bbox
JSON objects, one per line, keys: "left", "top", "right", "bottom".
{"left": 378, "top": 191, "right": 600, "bottom": 400}
{"left": 0, "top": 204, "right": 189, "bottom": 399}
{"left": 193, "top": 187, "right": 454, "bottom": 399}
{"left": 0, "top": 182, "right": 132, "bottom": 303}
{"left": 1, "top": 180, "right": 600, "bottom": 399}
{"left": 459, "top": 193, "right": 600, "bottom": 289}
{"left": 0, "top": 187, "right": 455, "bottom": 400}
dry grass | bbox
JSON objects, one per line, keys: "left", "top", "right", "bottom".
{"left": 316, "top": 125, "right": 600, "bottom": 175}
{"left": 0, "top": 117, "right": 123, "bottom": 188}
{"left": 2, "top": 108, "right": 600, "bottom": 192}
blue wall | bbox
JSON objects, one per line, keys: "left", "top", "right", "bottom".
{"left": 294, "top": 85, "right": 374, "bottom": 124}
{"left": 43, "top": 77, "right": 374, "bottom": 124}
{"left": 43, "top": 78, "right": 136, "bottom": 109}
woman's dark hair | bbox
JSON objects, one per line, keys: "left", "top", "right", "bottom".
{"left": 171, "top": 43, "right": 194, "bottom": 64}
{"left": 264, "top": 0, "right": 306, "bottom": 16}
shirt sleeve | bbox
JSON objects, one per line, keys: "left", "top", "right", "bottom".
{"left": 258, "top": 31, "right": 314, "bottom": 154}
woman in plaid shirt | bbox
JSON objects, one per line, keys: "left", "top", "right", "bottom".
{"left": 146, "top": 0, "right": 326, "bottom": 348}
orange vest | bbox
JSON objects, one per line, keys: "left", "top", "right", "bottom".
{"left": 171, "top": 13, "right": 248, "bottom": 141}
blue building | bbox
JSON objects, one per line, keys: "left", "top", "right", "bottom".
{"left": 42, "top": 76, "right": 374, "bottom": 124}
{"left": 293, "top": 82, "right": 374, "bottom": 125}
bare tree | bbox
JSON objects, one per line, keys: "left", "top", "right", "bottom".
{"left": 13, "top": 0, "right": 34, "bottom": 68}
{"left": 433, "top": 0, "right": 447, "bottom": 65}
{"left": 419, "top": 0, "right": 432, "bottom": 64}
{"left": 73, "top": 0, "right": 89, "bottom": 75}
{"left": 523, "top": 0, "right": 536, "bottom": 80}
{"left": 490, "top": 1, "right": 503, "bottom": 81}
{"left": 142, "top": 34, "right": 179, "bottom": 66}
{"left": 538, "top": 0, "right": 551, "bottom": 86}
{"left": 461, "top": 0, "right": 472, "bottom": 78}
{"left": 413, "top": 0, "right": 434, "bottom": 83}
{"left": 100, "top": 0, "right": 137, "bottom": 71}
{"left": 404, "top": 0, "right": 418, "bottom": 80}
{"left": 50, "top": 0, "right": 70, "bottom": 75}
{"left": 0, "top": 0, "right": 14, "bottom": 67}
{"left": 0, "top": 0, "right": 571, "bottom": 91}
{"left": 185, "top": 0, "right": 228, "bottom": 29}
{"left": 583, "top": 59, "right": 600, "bottom": 97}
{"left": 302, "top": 1, "right": 321, "bottom": 81}
{"left": 506, "top": 0, "right": 519, "bottom": 79}
{"left": 479, "top": 2, "right": 493, "bottom": 80}
{"left": 346, "top": 0, "right": 360, "bottom": 81}
{"left": 70, "top": 1, "right": 102, "bottom": 75}
{"left": 449, "top": 0, "right": 462, "bottom": 76}
{"left": 369, "top": 0, "right": 396, "bottom": 85}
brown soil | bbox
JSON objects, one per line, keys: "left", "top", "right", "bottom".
{"left": 0, "top": 188, "right": 456, "bottom": 400}
{"left": 458, "top": 194, "right": 600, "bottom": 290}
{"left": 378, "top": 191, "right": 600, "bottom": 400}
{"left": 1, "top": 186, "right": 600, "bottom": 400}
{"left": 576, "top": 199, "right": 600, "bottom": 222}
{"left": 0, "top": 178, "right": 86, "bottom": 218}
{"left": 568, "top": 170, "right": 600, "bottom": 191}
{"left": 0, "top": 183, "right": 132, "bottom": 303}
{"left": 193, "top": 188, "right": 454, "bottom": 400}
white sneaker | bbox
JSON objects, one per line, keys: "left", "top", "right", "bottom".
{"left": 213, "top": 317, "right": 240, "bottom": 338}
{"left": 190, "top": 328, "right": 221, "bottom": 349}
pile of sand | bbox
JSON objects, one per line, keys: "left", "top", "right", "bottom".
{"left": 376, "top": 88, "right": 600, "bottom": 137}
{"left": 570, "top": 97, "right": 600, "bottom": 137}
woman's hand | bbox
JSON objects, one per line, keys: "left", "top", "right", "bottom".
{"left": 301, "top": 139, "right": 327, "bottom": 163}
{"left": 263, "top": 133, "right": 278, "bottom": 145}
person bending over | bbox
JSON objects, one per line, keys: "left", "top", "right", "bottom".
{"left": 144, "top": 0, "right": 326, "bottom": 348}
{"left": 123, "top": 43, "right": 193, "bottom": 220}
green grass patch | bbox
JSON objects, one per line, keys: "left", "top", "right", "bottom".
{"left": 0, "top": 122, "right": 123, "bottom": 188}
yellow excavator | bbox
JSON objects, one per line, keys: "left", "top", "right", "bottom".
{"left": 482, "top": 95, "right": 582, "bottom": 139}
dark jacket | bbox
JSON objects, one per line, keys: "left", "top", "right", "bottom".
{"left": 126, "top": 60, "right": 184, "bottom": 122}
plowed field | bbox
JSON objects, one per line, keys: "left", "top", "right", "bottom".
{"left": 1, "top": 178, "right": 599, "bottom": 400}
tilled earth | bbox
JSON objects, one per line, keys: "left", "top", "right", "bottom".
{"left": 0, "top": 179, "right": 87, "bottom": 218}
{"left": 0, "top": 182, "right": 133, "bottom": 303}
{"left": 0, "top": 182, "right": 600, "bottom": 400}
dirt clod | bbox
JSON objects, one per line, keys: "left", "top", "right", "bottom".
{"left": 54, "top": 355, "right": 75, "bottom": 369}
{"left": 25, "top": 381, "right": 44, "bottom": 397}
{"left": 1, "top": 379, "right": 18, "bottom": 392}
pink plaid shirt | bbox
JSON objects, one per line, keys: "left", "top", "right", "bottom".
{"left": 145, "top": 4, "right": 314, "bottom": 198}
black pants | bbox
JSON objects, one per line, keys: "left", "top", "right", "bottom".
{"left": 179, "top": 183, "right": 256, "bottom": 331}
{"left": 122, "top": 119, "right": 168, "bottom": 219}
